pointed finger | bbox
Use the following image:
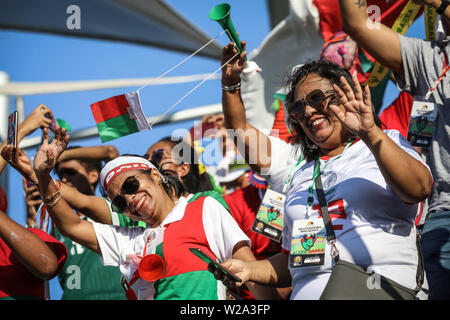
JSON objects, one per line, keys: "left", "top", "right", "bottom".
{"left": 60, "top": 127, "right": 66, "bottom": 139}
{"left": 340, "top": 76, "right": 356, "bottom": 102}
{"left": 332, "top": 83, "right": 349, "bottom": 105}
{"left": 329, "top": 104, "right": 346, "bottom": 124}
{"left": 54, "top": 125, "right": 61, "bottom": 142}
{"left": 363, "top": 85, "right": 372, "bottom": 107}
{"left": 42, "top": 127, "right": 49, "bottom": 145}
{"left": 353, "top": 75, "right": 363, "bottom": 102}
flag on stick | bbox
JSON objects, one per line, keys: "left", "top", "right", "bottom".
{"left": 90, "top": 91, "right": 150, "bottom": 143}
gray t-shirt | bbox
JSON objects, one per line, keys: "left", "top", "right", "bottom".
{"left": 395, "top": 34, "right": 450, "bottom": 213}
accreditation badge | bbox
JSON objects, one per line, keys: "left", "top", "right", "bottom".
{"left": 289, "top": 218, "right": 327, "bottom": 268}
{"left": 407, "top": 98, "right": 437, "bottom": 149}
{"left": 251, "top": 189, "right": 285, "bottom": 242}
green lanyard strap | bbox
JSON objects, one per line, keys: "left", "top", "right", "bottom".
{"left": 307, "top": 141, "right": 354, "bottom": 210}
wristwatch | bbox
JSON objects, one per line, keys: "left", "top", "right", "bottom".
{"left": 437, "top": 0, "right": 450, "bottom": 15}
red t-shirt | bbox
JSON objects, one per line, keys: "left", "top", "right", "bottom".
{"left": 225, "top": 186, "right": 282, "bottom": 260}
{"left": 0, "top": 228, "right": 67, "bottom": 300}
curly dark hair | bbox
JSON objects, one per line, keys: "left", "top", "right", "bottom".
{"left": 284, "top": 60, "right": 383, "bottom": 162}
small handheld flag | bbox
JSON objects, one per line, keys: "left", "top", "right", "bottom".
{"left": 91, "top": 91, "right": 150, "bottom": 143}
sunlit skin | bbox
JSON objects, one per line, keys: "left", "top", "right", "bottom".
{"left": 106, "top": 169, "right": 175, "bottom": 227}
{"left": 291, "top": 73, "right": 352, "bottom": 158}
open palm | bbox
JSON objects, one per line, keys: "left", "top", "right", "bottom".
{"left": 33, "top": 127, "right": 69, "bottom": 176}
{"left": 329, "top": 76, "right": 376, "bottom": 138}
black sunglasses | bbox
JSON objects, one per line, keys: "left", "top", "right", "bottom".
{"left": 111, "top": 172, "right": 146, "bottom": 213}
{"left": 289, "top": 89, "right": 336, "bottom": 121}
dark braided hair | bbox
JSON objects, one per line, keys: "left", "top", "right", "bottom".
{"left": 284, "top": 60, "right": 384, "bottom": 162}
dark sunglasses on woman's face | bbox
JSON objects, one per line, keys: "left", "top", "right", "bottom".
{"left": 111, "top": 172, "right": 145, "bottom": 213}
{"left": 289, "top": 89, "right": 336, "bottom": 121}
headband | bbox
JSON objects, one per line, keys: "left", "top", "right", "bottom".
{"left": 100, "top": 156, "right": 162, "bottom": 191}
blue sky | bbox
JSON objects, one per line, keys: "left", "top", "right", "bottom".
{"left": 0, "top": 1, "right": 425, "bottom": 299}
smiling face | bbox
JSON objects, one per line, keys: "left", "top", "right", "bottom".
{"left": 106, "top": 169, "right": 172, "bottom": 227}
{"left": 291, "top": 73, "right": 350, "bottom": 153}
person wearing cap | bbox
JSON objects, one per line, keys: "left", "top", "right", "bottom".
{"left": 216, "top": 158, "right": 252, "bottom": 195}
{"left": 31, "top": 127, "right": 253, "bottom": 300}
{"left": 339, "top": 0, "right": 450, "bottom": 300}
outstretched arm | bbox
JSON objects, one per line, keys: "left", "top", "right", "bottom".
{"left": 57, "top": 145, "right": 119, "bottom": 163}
{"left": 221, "top": 41, "right": 272, "bottom": 172}
{"left": 34, "top": 127, "right": 100, "bottom": 255}
{"left": 330, "top": 76, "right": 433, "bottom": 204}
{"left": 219, "top": 252, "right": 291, "bottom": 288}
{"left": 2, "top": 146, "right": 113, "bottom": 225}
{"left": 60, "top": 182, "right": 113, "bottom": 225}
{"left": 339, "top": 0, "right": 403, "bottom": 75}
{"left": 0, "top": 210, "right": 58, "bottom": 280}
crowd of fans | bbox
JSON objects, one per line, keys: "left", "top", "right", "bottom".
{"left": 0, "top": 0, "right": 449, "bottom": 300}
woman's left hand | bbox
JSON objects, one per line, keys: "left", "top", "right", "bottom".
{"left": 329, "top": 76, "right": 377, "bottom": 139}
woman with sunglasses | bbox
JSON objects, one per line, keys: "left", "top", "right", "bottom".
{"left": 32, "top": 128, "right": 253, "bottom": 300}
{"left": 216, "top": 42, "right": 433, "bottom": 299}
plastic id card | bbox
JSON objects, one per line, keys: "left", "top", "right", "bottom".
{"left": 251, "top": 189, "right": 285, "bottom": 242}
{"left": 407, "top": 99, "right": 437, "bottom": 148}
{"left": 289, "top": 218, "right": 327, "bottom": 268}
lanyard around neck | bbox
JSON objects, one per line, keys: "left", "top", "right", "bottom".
{"left": 307, "top": 141, "right": 353, "bottom": 209}
{"left": 283, "top": 154, "right": 304, "bottom": 194}
{"left": 425, "top": 52, "right": 449, "bottom": 100}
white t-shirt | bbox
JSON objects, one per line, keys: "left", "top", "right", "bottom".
{"left": 262, "top": 136, "right": 301, "bottom": 193}
{"left": 282, "top": 130, "right": 430, "bottom": 300}
{"left": 93, "top": 196, "right": 250, "bottom": 300}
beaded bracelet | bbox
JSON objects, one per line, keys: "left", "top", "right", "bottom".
{"left": 43, "top": 189, "right": 60, "bottom": 204}
{"left": 222, "top": 83, "right": 241, "bottom": 91}
{"left": 45, "top": 192, "right": 61, "bottom": 208}
{"left": 43, "top": 180, "right": 62, "bottom": 203}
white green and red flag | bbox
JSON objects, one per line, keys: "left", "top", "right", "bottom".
{"left": 90, "top": 91, "right": 150, "bottom": 143}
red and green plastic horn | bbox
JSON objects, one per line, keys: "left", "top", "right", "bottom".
{"left": 209, "top": 3, "right": 244, "bottom": 54}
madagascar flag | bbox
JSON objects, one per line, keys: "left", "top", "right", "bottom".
{"left": 90, "top": 91, "right": 151, "bottom": 143}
